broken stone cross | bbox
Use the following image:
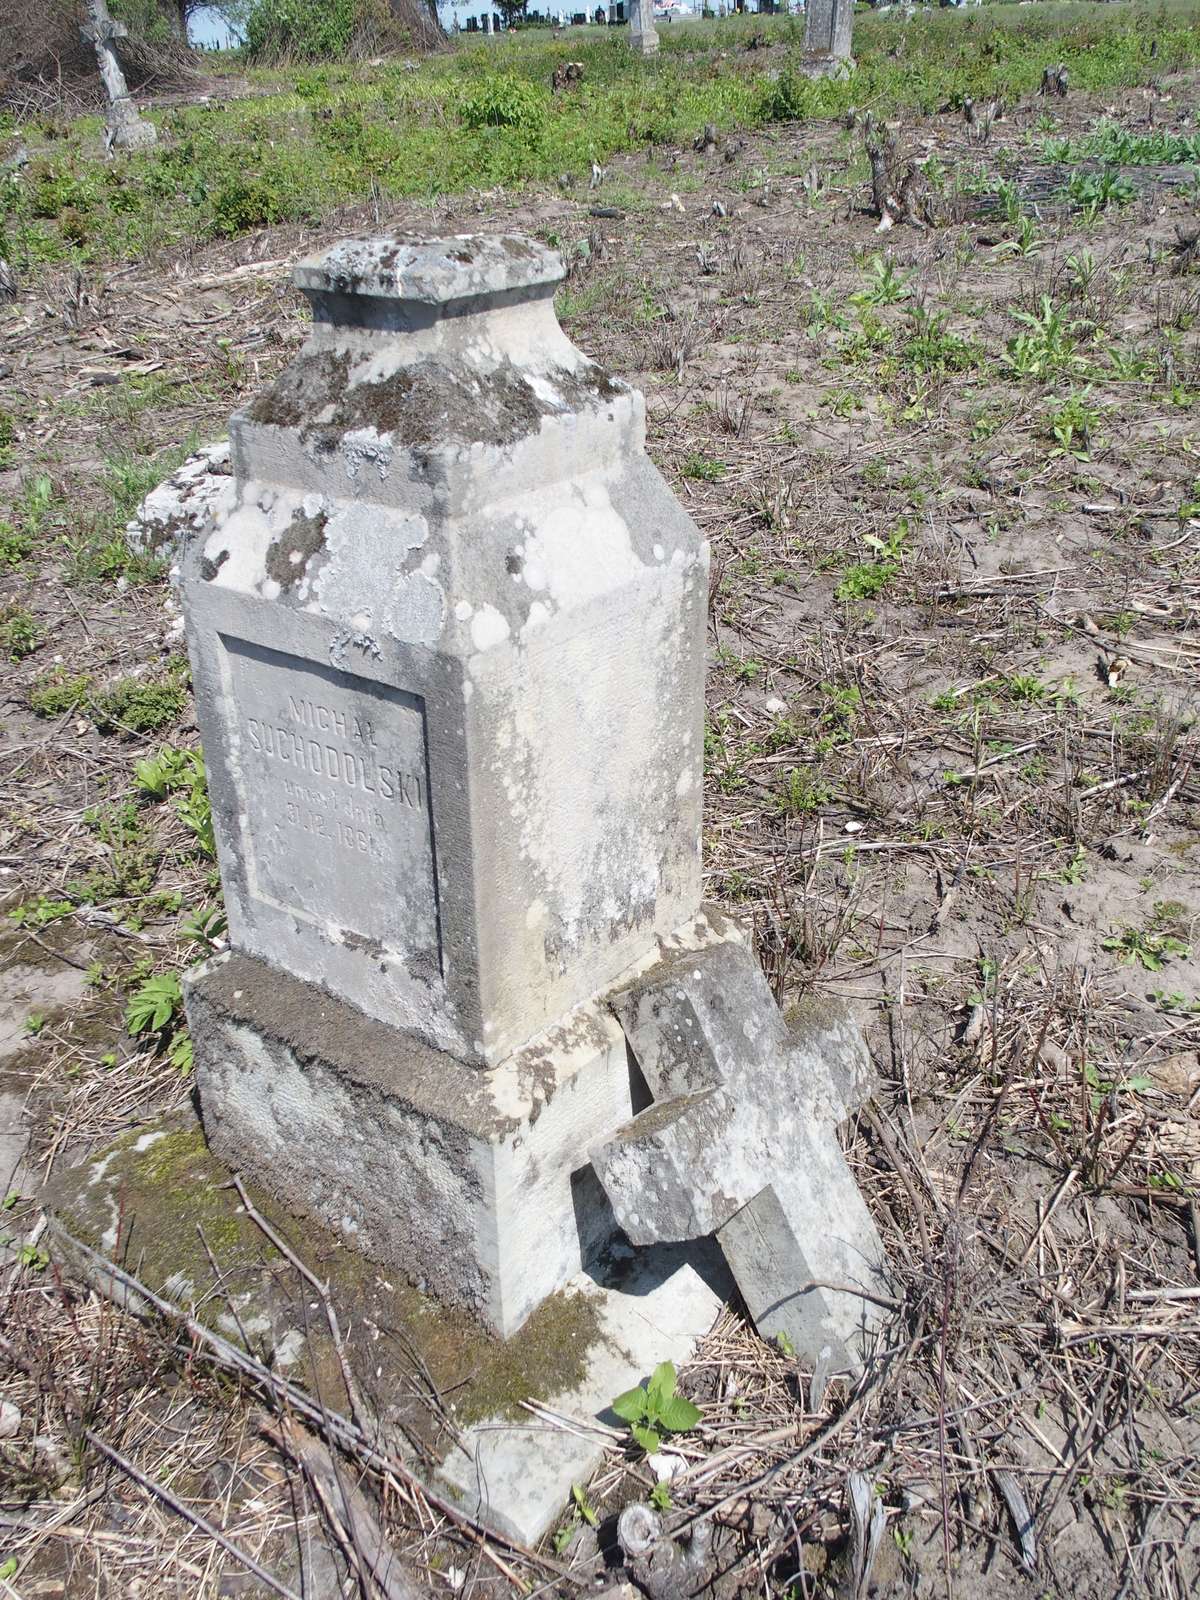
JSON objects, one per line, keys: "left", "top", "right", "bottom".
{"left": 592, "top": 938, "right": 889, "bottom": 1374}
{"left": 629, "top": 0, "right": 660, "bottom": 57}
{"left": 82, "top": 0, "right": 157, "bottom": 151}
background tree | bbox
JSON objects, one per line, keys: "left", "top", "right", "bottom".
{"left": 2, "top": 0, "right": 195, "bottom": 117}
{"left": 236, "top": 0, "right": 443, "bottom": 61}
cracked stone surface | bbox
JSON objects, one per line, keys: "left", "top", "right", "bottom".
{"left": 126, "top": 441, "right": 233, "bottom": 561}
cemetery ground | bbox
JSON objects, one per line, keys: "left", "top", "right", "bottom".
{"left": 1, "top": 5, "right": 1200, "bottom": 1596}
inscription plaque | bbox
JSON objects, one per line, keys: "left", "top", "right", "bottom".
{"left": 222, "top": 637, "right": 439, "bottom": 965}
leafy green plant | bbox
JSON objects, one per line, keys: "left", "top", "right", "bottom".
{"left": 0, "top": 606, "right": 41, "bottom": 660}
{"left": 994, "top": 212, "right": 1043, "bottom": 258}
{"left": 459, "top": 75, "right": 546, "bottom": 135}
{"left": 851, "top": 254, "right": 912, "bottom": 307}
{"left": 1066, "top": 249, "right": 1098, "bottom": 296}
{"left": 0, "top": 519, "right": 33, "bottom": 568}
{"left": 1002, "top": 673, "right": 1047, "bottom": 703}
{"left": 134, "top": 745, "right": 200, "bottom": 799}
{"left": 836, "top": 563, "right": 891, "bottom": 601}
{"left": 181, "top": 905, "right": 227, "bottom": 950}
{"left": 8, "top": 897, "right": 73, "bottom": 929}
{"left": 552, "top": 1482, "right": 599, "bottom": 1554}
{"left": 835, "top": 520, "right": 908, "bottom": 603}
{"left": 1063, "top": 167, "right": 1135, "bottom": 223}
{"left": 776, "top": 767, "right": 831, "bottom": 816}
{"left": 125, "top": 971, "right": 192, "bottom": 1073}
{"left": 1101, "top": 928, "right": 1190, "bottom": 971}
{"left": 897, "top": 307, "right": 978, "bottom": 376}
{"left": 612, "top": 1361, "right": 701, "bottom": 1453}
{"left": 1045, "top": 122, "right": 1200, "bottom": 167}
{"left": 75, "top": 801, "right": 161, "bottom": 904}
{"left": 682, "top": 453, "right": 725, "bottom": 482}
{"left": 92, "top": 664, "right": 188, "bottom": 736}
{"left": 28, "top": 670, "right": 92, "bottom": 718}
{"left": 1007, "top": 297, "right": 1083, "bottom": 379}
{"left": 135, "top": 745, "right": 215, "bottom": 860}
{"left": 1046, "top": 389, "right": 1103, "bottom": 460}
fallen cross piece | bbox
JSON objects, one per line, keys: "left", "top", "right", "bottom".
{"left": 591, "top": 938, "right": 890, "bottom": 1375}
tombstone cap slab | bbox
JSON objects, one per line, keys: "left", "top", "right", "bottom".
{"left": 293, "top": 234, "right": 565, "bottom": 310}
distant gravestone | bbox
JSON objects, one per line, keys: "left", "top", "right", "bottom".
{"left": 629, "top": 0, "right": 659, "bottom": 55}
{"left": 81, "top": 0, "right": 157, "bottom": 151}
{"left": 803, "top": 0, "right": 854, "bottom": 69}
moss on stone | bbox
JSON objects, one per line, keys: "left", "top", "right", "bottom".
{"left": 48, "top": 1115, "right": 609, "bottom": 1448}
{"left": 410, "top": 1285, "right": 606, "bottom": 1425}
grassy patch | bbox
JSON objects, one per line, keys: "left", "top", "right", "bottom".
{"left": 4, "top": 6, "right": 1199, "bottom": 268}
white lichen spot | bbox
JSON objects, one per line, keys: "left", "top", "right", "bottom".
{"left": 454, "top": 599, "right": 474, "bottom": 622}
{"left": 653, "top": 543, "right": 665, "bottom": 561}
{"left": 273, "top": 1329, "right": 306, "bottom": 1369}
{"left": 521, "top": 599, "right": 552, "bottom": 638}
{"left": 132, "top": 1131, "right": 167, "bottom": 1153}
{"left": 470, "top": 604, "right": 510, "bottom": 652}
{"left": 519, "top": 477, "right": 640, "bottom": 608}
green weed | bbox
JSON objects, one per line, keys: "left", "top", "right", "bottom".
{"left": 1063, "top": 167, "right": 1135, "bottom": 222}
{"left": 0, "top": 606, "right": 42, "bottom": 660}
{"left": 682, "top": 453, "right": 725, "bottom": 482}
{"left": 28, "top": 670, "right": 92, "bottom": 718}
{"left": 1102, "top": 927, "right": 1190, "bottom": 971}
{"left": 851, "top": 254, "right": 913, "bottom": 307}
{"left": 91, "top": 661, "right": 189, "bottom": 736}
{"left": 125, "top": 970, "right": 192, "bottom": 1073}
{"left": 613, "top": 1360, "right": 701, "bottom": 1454}
{"left": 1007, "top": 296, "right": 1084, "bottom": 379}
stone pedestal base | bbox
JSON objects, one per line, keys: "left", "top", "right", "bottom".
{"left": 44, "top": 1109, "right": 731, "bottom": 1546}
{"left": 797, "top": 53, "right": 856, "bottom": 81}
{"left": 185, "top": 910, "right": 737, "bottom": 1339}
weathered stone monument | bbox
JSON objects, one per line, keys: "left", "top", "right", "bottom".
{"left": 802, "top": 0, "right": 855, "bottom": 75}
{"left": 82, "top": 0, "right": 158, "bottom": 152}
{"left": 164, "top": 232, "right": 886, "bottom": 1537}
{"left": 629, "top": 0, "right": 659, "bottom": 56}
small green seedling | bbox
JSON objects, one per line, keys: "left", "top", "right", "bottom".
{"left": 552, "top": 1483, "right": 598, "bottom": 1554}
{"left": 612, "top": 1361, "right": 701, "bottom": 1453}
{"left": 650, "top": 1480, "right": 673, "bottom": 1512}
{"left": 1101, "top": 928, "right": 1190, "bottom": 972}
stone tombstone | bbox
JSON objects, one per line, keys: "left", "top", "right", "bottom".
{"left": 178, "top": 235, "right": 710, "bottom": 1335}
{"left": 804, "top": 0, "right": 854, "bottom": 61}
{"left": 178, "top": 232, "right": 887, "bottom": 1379}
{"left": 82, "top": 0, "right": 157, "bottom": 151}
{"left": 629, "top": 0, "right": 659, "bottom": 55}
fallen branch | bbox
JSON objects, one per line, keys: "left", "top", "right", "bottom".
{"left": 260, "top": 1413, "right": 420, "bottom": 1600}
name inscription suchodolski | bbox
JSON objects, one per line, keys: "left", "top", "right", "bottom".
{"left": 223, "top": 637, "right": 440, "bottom": 963}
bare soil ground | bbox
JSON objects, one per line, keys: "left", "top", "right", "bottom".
{"left": 0, "top": 61, "right": 1198, "bottom": 1600}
